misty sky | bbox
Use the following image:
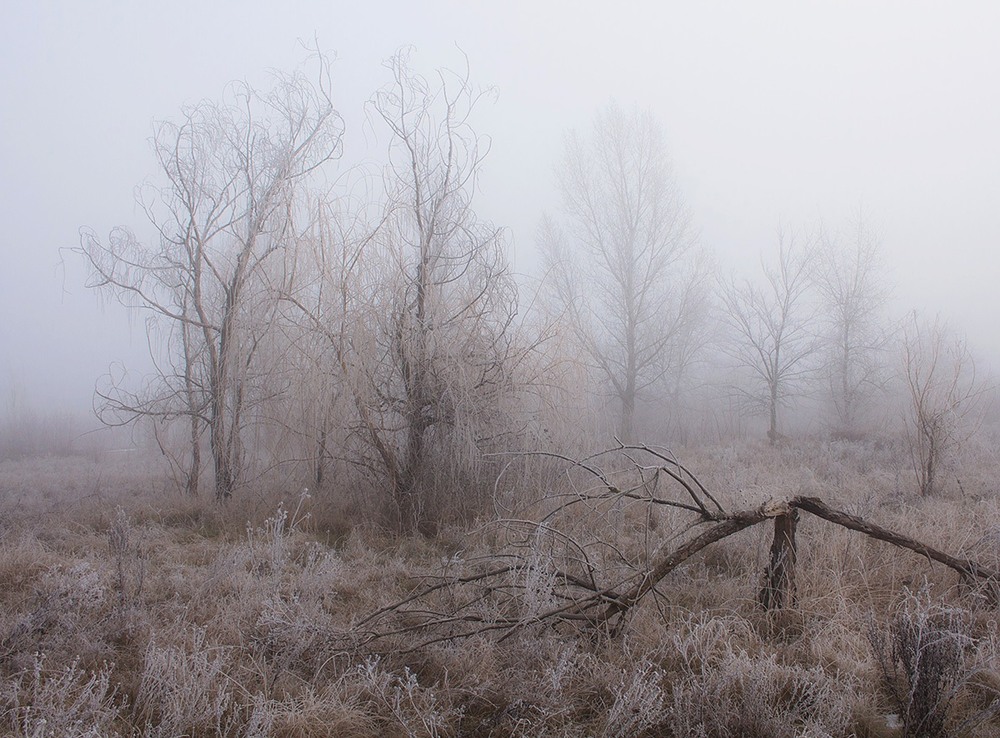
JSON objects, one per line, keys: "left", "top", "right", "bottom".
{"left": 1, "top": 1, "right": 998, "bottom": 419}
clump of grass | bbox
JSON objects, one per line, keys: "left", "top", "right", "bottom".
{"left": 668, "top": 649, "right": 854, "bottom": 737}
{"left": 867, "top": 589, "right": 990, "bottom": 738}
{"left": 133, "top": 626, "right": 232, "bottom": 737}
{"left": 2, "top": 562, "right": 113, "bottom": 674}
{"left": 107, "top": 507, "right": 146, "bottom": 625}
{"left": 5, "top": 653, "right": 123, "bottom": 738}
{"left": 602, "top": 658, "right": 666, "bottom": 737}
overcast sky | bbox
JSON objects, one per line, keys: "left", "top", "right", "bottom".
{"left": 1, "top": 1, "right": 998, "bottom": 420}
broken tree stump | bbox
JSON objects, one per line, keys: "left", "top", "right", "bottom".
{"left": 760, "top": 508, "right": 799, "bottom": 610}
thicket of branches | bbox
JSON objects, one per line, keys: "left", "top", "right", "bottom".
{"left": 78, "top": 51, "right": 536, "bottom": 532}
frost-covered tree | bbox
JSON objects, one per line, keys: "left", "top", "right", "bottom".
{"left": 78, "top": 55, "right": 343, "bottom": 499}
{"left": 541, "top": 103, "right": 708, "bottom": 441}
{"left": 719, "top": 231, "right": 818, "bottom": 444}
{"left": 815, "top": 213, "right": 890, "bottom": 435}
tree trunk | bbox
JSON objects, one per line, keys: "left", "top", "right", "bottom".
{"left": 213, "top": 443, "right": 235, "bottom": 501}
{"left": 187, "top": 419, "right": 201, "bottom": 497}
{"left": 767, "top": 361, "right": 780, "bottom": 444}
{"left": 394, "top": 387, "right": 431, "bottom": 535}
{"left": 181, "top": 312, "right": 202, "bottom": 496}
{"left": 921, "top": 429, "right": 937, "bottom": 496}
{"left": 621, "top": 391, "right": 635, "bottom": 443}
{"left": 760, "top": 510, "right": 798, "bottom": 610}
{"left": 315, "top": 425, "right": 328, "bottom": 489}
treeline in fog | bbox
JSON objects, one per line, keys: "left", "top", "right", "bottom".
{"left": 74, "top": 51, "right": 994, "bottom": 531}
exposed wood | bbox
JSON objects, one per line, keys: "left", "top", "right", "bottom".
{"left": 759, "top": 509, "right": 799, "bottom": 610}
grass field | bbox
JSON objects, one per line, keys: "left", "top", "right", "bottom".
{"left": 2, "top": 437, "right": 1000, "bottom": 737}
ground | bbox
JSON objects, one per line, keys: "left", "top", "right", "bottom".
{"left": 1, "top": 437, "right": 1000, "bottom": 737}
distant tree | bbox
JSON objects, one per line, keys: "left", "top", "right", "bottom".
{"left": 814, "top": 213, "right": 891, "bottom": 436}
{"left": 540, "top": 102, "right": 709, "bottom": 441}
{"left": 719, "top": 231, "right": 818, "bottom": 444}
{"left": 901, "top": 315, "right": 986, "bottom": 496}
{"left": 78, "top": 54, "right": 343, "bottom": 499}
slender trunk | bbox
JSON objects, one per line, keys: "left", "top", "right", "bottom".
{"left": 768, "top": 341, "right": 780, "bottom": 444}
{"left": 214, "top": 453, "right": 234, "bottom": 501}
{"left": 394, "top": 302, "right": 429, "bottom": 534}
{"left": 768, "top": 380, "right": 779, "bottom": 445}
{"left": 621, "top": 390, "right": 635, "bottom": 443}
{"left": 623, "top": 267, "right": 637, "bottom": 443}
{"left": 315, "top": 425, "right": 328, "bottom": 489}
{"left": 840, "top": 327, "right": 852, "bottom": 431}
{"left": 209, "top": 357, "right": 233, "bottom": 501}
{"left": 210, "top": 382, "right": 235, "bottom": 502}
{"left": 210, "top": 242, "right": 252, "bottom": 502}
{"left": 181, "top": 318, "right": 201, "bottom": 496}
{"left": 394, "top": 321, "right": 430, "bottom": 533}
{"left": 393, "top": 216, "right": 434, "bottom": 534}
{"left": 208, "top": 364, "right": 236, "bottom": 501}
{"left": 396, "top": 413, "right": 427, "bottom": 535}
{"left": 922, "top": 430, "right": 937, "bottom": 496}
{"left": 187, "top": 414, "right": 201, "bottom": 497}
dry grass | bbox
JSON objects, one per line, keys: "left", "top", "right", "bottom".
{"left": 1, "top": 439, "right": 1000, "bottom": 737}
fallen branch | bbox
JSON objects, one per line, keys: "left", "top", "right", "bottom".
{"left": 792, "top": 496, "right": 1000, "bottom": 582}
{"left": 595, "top": 503, "right": 780, "bottom": 629}
{"left": 351, "top": 450, "right": 1000, "bottom": 651}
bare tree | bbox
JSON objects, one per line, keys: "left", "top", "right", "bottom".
{"left": 540, "top": 103, "right": 708, "bottom": 442}
{"left": 814, "top": 213, "right": 891, "bottom": 436}
{"left": 288, "top": 53, "right": 517, "bottom": 534}
{"left": 719, "top": 231, "right": 818, "bottom": 444}
{"left": 77, "top": 54, "right": 343, "bottom": 499}
{"left": 901, "top": 315, "right": 986, "bottom": 496}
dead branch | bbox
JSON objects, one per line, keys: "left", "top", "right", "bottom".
{"left": 791, "top": 496, "right": 1000, "bottom": 582}
{"left": 594, "top": 503, "right": 781, "bottom": 629}
{"left": 350, "top": 450, "right": 1000, "bottom": 652}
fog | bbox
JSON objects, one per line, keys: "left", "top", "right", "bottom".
{"left": 2, "top": 0, "right": 998, "bottom": 431}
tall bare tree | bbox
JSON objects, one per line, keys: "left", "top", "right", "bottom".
{"left": 540, "top": 103, "right": 708, "bottom": 442}
{"left": 719, "top": 231, "right": 818, "bottom": 444}
{"left": 815, "top": 213, "right": 891, "bottom": 436}
{"left": 78, "top": 55, "right": 343, "bottom": 499}
{"left": 901, "top": 315, "right": 986, "bottom": 496}
{"left": 352, "top": 55, "right": 519, "bottom": 533}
